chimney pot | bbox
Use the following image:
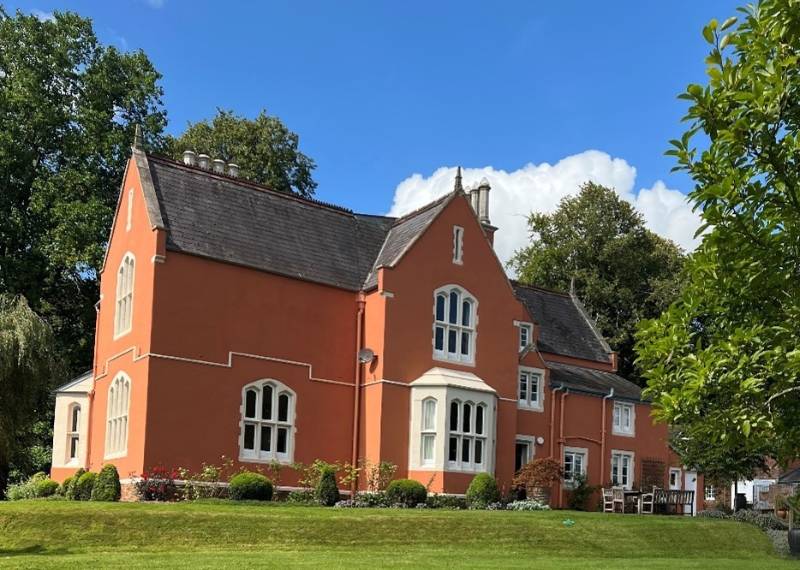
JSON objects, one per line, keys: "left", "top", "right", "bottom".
{"left": 478, "top": 178, "right": 491, "bottom": 224}
{"left": 197, "top": 154, "right": 210, "bottom": 169}
{"left": 212, "top": 158, "right": 225, "bottom": 174}
{"left": 227, "top": 163, "right": 239, "bottom": 178}
{"left": 183, "top": 150, "right": 197, "bottom": 166}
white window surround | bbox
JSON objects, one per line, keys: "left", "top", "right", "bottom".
{"left": 126, "top": 188, "right": 134, "bottom": 231}
{"left": 408, "top": 368, "right": 496, "bottom": 474}
{"left": 611, "top": 450, "right": 635, "bottom": 490}
{"left": 564, "top": 446, "right": 588, "bottom": 486}
{"left": 612, "top": 401, "right": 635, "bottom": 437}
{"left": 515, "top": 435, "right": 536, "bottom": 472}
{"left": 447, "top": 399, "right": 488, "bottom": 472}
{"left": 518, "top": 366, "right": 544, "bottom": 412}
{"left": 66, "top": 403, "right": 81, "bottom": 464}
{"left": 105, "top": 372, "right": 131, "bottom": 459}
{"left": 669, "top": 468, "right": 682, "bottom": 490}
{"left": 113, "top": 252, "right": 135, "bottom": 339}
{"left": 517, "top": 322, "right": 533, "bottom": 351}
{"left": 432, "top": 285, "right": 478, "bottom": 366}
{"left": 239, "top": 379, "right": 296, "bottom": 464}
{"left": 452, "top": 225, "right": 464, "bottom": 265}
{"left": 704, "top": 485, "right": 716, "bottom": 501}
{"left": 421, "top": 397, "right": 437, "bottom": 466}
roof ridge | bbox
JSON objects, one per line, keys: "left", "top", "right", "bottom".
{"left": 510, "top": 279, "right": 571, "bottom": 298}
{"left": 392, "top": 190, "right": 456, "bottom": 225}
{"left": 146, "top": 152, "right": 356, "bottom": 217}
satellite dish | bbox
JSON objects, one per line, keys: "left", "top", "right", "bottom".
{"left": 358, "top": 348, "right": 376, "bottom": 364}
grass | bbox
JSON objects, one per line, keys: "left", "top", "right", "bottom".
{"left": 0, "top": 500, "right": 793, "bottom": 568}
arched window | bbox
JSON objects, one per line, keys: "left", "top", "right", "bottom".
{"left": 114, "top": 253, "right": 135, "bottom": 337}
{"left": 67, "top": 404, "right": 81, "bottom": 462}
{"left": 105, "top": 373, "right": 130, "bottom": 457}
{"left": 433, "top": 285, "right": 477, "bottom": 364}
{"left": 421, "top": 398, "right": 437, "bottom": 466}
{"left": 240, "top": 380, "right": 295, "bottom": 462}
{"left": 447, "top": 400, "right": 487, "bottom": 471}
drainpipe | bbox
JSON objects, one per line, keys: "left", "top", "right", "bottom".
{"left": 350, "top": 296, "right": 366, "bottom": 496}
{"left": 600, "top": 388, "right": 614, "bottom": 486}
{"left": 85, "top": 299, "right": 102, "bottom": 470}
{"left": 558, "top": 389, "right": 569, "bottom": 508}
{"left": 549, "top": 386, "right": 564, "bottom": 458}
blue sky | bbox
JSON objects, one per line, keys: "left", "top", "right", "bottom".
{"left": 13, "top": 0, "right": 741, "bottom": 260}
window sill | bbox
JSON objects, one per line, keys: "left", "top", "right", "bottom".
{"left": 238, "top": 454, "right": 293, "bottom": 465}
{"left": 104, "top": 451, "right": 127, "bottom": 460}
{"left": 445, "top": 464, "right": 488, "bottom": 474}
{"left": 113, "top": 328, "right": 132, "bottom": 341}
{"left": 612, "top": 429, "right": 635, "bottom": 438}
{"left": 518, "top": 403, "right": 544, "bottom": 413}
{"left": 432, "top": 354, "right": 475, "bottom": 368}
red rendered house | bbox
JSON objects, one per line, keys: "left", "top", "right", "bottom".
{"left": 51, "top": 143, "right": 701, "bottom": 508}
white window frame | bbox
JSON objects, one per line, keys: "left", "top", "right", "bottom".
{"left": 564, "top": 446, "right": 588, "bottom": 485}
{"left": 611, "top": 450, "right": 635, "bottom": 490}
{"left": 515, "top": 435, "right": 536, "bottom": 472}
{"left": 432, "top": 285, "right": 477, "bottom": 365}
{"left": 704, "top": 485, "right": 716, "bottom": 501}
{"left": 517, "top": 366, "right": 544, "bottom": 411}
{"left": 126, "top": 188, "right": 134, "bottom": 231}
{"left": 669, "top": 468, "right": 682, "bottom": 490}
{"left": 66, "top": 403, "right": 81, "bottom": 463}
{"left": 420, "top": 397, "right": 437, "bottom": 466}
{"left": 447, "top": 399, "right": 488, "bottom": 472}
{"left": 518, "top": 322, "right": 533, "bottom": 351}
{"left": 239, "top": 379, "right": 296, "bottom": 464}
{"left": 612, "top": 401, "right": 635, "bottom": 436}
{"left": 113, "top": 252, "right": 135, "bottom": 339}
{"left": 452, "top": 225, "right": 464, "bottom": 265}
{"left": 105, "top": 372, "right": 131, "bottom": 459}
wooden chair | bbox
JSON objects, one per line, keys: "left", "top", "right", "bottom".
{"left": 640, "top": 489, "right": 655, "bottom": 514}
{"left": 602, "top": 488, "right": 615, "bottom": 513}
{"left": 612, "top": 487, "right": 625, "bottom": 513}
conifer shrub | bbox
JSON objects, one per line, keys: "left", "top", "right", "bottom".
{"left": 385, "top": 479, "right": 427, "bottom": 507}
{"left": 316, "top": 467, "right": 340, "bottom": 506}
{"left": 465, "top": 473, "right": 500, "bottom": 508}
{"left": 228, "top": 471, "right": 273, "bottom": 501}
{"left": 74, "top": 471, "right": 97, "bottom": 501}
{"left": 91, "top": 465, "right": 121, "bottom": 501}
{"left": 65, "top": 468, "right": 86, "bottom": 500}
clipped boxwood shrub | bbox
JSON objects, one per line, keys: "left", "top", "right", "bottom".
{"left": 229, "top": 471, "right": 273, "bottom": 501}
{"left": 59, "top": 476, "right": 73, "bottom": 497}
{"left": 385, "top": 479, "right": 427, "bottom": 507}
{"left": 65, "top": 468, "right": 86, "bottom": 500}
{"left": 33, "top": 477, "right": 59, "bottom": 498}
{"left": 91, "top": 465, "right": 121, "bottom": 502}
{"left": 74, "top": 471, "right": 97, "bottom": 501}
{"left": 466, "top": 473, "right": 500, "bottom": 508}
{"left": 316, "top": 467, "right": 340, "bottom": 506}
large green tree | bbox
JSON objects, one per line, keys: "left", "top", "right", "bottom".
{"left": 636, "top": 0, "right": 800, "bottom": 468}
{"left": 166, "top": 109, "right": 317, "bottom": 197}
{"left": 0, "top": 295, "right": 63, "bottom": 496}
{"left": 0, "top": 8, "right": 167, "bottom": 373}
{"left": 510, "top": 182, "right": 685, "bottom": 382}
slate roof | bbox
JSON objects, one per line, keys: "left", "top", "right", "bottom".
{"left": 54, "top": 370, "right": 93, "bottom": 393}
{"left": 779, "top": 465, "right": 800, "bottom": 484}
{"left": 512, "top": 282, "right": 611, "bottom": 363}
{"left": 145, "top": 154, "right": 395, "bottom": 291}
{"left": 546, "top": 361, "right": 642, "bottom": 401}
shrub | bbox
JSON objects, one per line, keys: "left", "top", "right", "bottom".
{"left": 33, "top": 478, "right": 59, "bottom": 498}
{"left": 229, "top": 471, "right": 273, "bottom": 501}
{"left": 567, "top": 474, "right": 598, "bottom": 511}
{"left": 354, "top": 491, "right": 388, "bottom": 507}
{"left": 74, "top": 472, "right": 97, "bottom": 501}
{"left": 316, "top": 467, "right": 340, "bottom": 506}
{"left": 58, "top": 476, "right": 73, "bottom": 497}
{"left": 362, "top": 460, "right": 398, "bottom": 492}
{"left": 466, "top": 473, "right": 500, "bottom": 509}
{"left": 65, "top": 468, "right": 86, "bottom": 500}
{"left": 91, "top": 465, "right": 121, "bottom": 502}
{"left": 135, "top": 466, "right": 179, "bottom": 501}
{"left": 513, "top": 458, "right": 563, "bottom": 490}
{"left": 285, "top": 489, "right": 316, "bottom": 505}
{"left": 426, "top": 494, "right": 468, "bottom": 510}
{"left": 506, "top": 499, "right": 551, "bottom": 511}
{"left": 5, "top": 472, "right": 57, "bottom": 500}
{"left": 385, "top": 479, "right": 427, "bottom": 507}
{"left": 732, "top": 509, "right": 788, "bottom": 531}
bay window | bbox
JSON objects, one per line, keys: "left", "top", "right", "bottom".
{"left": 447, "top": 400, "right": 487, "bottom": 471}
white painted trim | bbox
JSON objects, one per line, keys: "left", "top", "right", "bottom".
{"left": 379, "top": 290, "right": 395, "bottom": 298}
{"left": 610, "top": 449, "right": 636, "bottom": 490}
{"left": 151, "top": 254, "right": 166, "bottom": 264}
{"left": 112, "top": 252, "right": 135, "bottom": 340}
{"left": 432, "top": 284, "right": 478, "bottom": 366}
{"left": 517, "top": 365, "right": 545, "bottom": 412}
{"left": 612, "top": 401, "right": 636, "bottom": 437}
{"left": 452, "top": 225, "right": 464, "bottom": 265}
{"left": 563, "top": 446, "right": 589, "bottom": 487}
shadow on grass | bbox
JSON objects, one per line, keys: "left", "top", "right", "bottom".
{"left": 0, "top": 545, "right": 70, "bottom": 557}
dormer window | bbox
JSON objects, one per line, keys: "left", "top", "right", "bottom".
{"left": 433, "top": 286, "right": 477, "bottom": 364}
{"left": 452, "top": 226, "right": 464, "bottom": 264}
{"left": 519, "top": 322, "right": 533, "bottom": 351}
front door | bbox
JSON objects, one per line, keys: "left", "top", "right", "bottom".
{"left": 684, "top": 470, "right": 698, "bottom": 515}
{"left": 515, "top": 439, "right": 533, "bottom": 472}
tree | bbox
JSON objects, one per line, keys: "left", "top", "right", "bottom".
{"left": 166, "top": 109, "right": 317, "bottom": 197}
{"left": 0, "top": 295, "right": 64, "bottom": 497}
{"left": 636, "top": 0, "right": 800, "bottom": 467}
{"left": 0, "top": 8, "right": 167, "bottom": 373}
{"left": 510, "top": 182, "right": 685, "bottom": 381}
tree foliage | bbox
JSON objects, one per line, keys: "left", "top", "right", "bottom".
{"left": 510, "top": 182, "right": 685, "bottom": 381}
{"left": 0, "top": 8, "right": 167, "bottom": 372}
{"left": 636, "top": 0, "right": 800, "bottom": 468}
{"left": 166, "top": 109, "right": 317, "bottom": 197}
{"left": 0, "top": 295, "right": 63, "bottom": 496}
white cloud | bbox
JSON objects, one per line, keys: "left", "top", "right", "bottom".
{"left": 387, "top": 150, "right": 702, "bottom": 267}
{"left": 31, "top": 9, "right": 54, "bottom": 22}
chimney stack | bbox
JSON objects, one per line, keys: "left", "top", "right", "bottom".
{"left": 183, "top": 150, "right": 197, "bottom": 167}
{"left": 468, "top": 184, "right": 479, "bottom": 214}
{"left": 228, "top": 163, "right": 239, "bottom": 178}
{"left": 197, "top": 154, "right": 210, "bottom": 169}
{"left": 477, "top": 178, "right": 491, "bottom": 224}
{"left": 212, "top": 158, "right": 225, "bottom": 174}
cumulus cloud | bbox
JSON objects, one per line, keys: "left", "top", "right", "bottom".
{"left": 31, "top": 9, "right": 55, "bottom": 22}
{"left": 387, "top": 150, "right": 702, "bottom": 267}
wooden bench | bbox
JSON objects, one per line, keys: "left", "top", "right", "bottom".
{"left": 653, "top": 488, "right": 695, "bottom": 516}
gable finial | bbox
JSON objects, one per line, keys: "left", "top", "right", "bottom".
{"left": 454, "top": 166, "right": 463, "bottom": 193}
{"left": 133, "top": 124, "right": 143, "bottom": 150}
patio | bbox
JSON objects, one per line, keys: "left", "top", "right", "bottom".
{"left": 603, "top": 487, "right": 696, "bottom": 515}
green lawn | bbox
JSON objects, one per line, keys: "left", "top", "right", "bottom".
{"left": 0, "top": 500, "right": 793, "bottom": 568}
